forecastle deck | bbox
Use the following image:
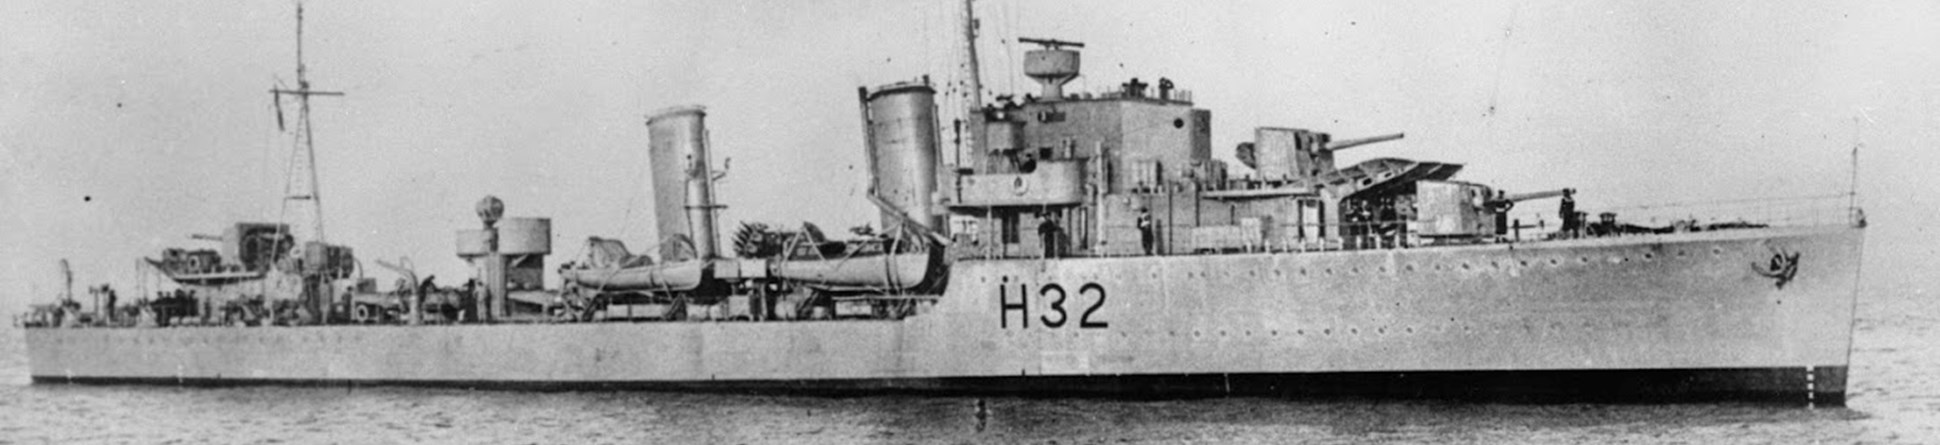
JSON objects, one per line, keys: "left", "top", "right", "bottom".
{"left": 24, "top": 225, "right": 1862, "bottom": 403}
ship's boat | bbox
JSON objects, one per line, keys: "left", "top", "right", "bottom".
{"left": 769, "top": 251, "right": 932, "bottom": 292}
{"left": 563, "top": 261, "right": 707, "bottom": 292}
{"left": 768, "top": 252, "right": 927, "bottom": 289}
{"left": 562, "top": 229, "right": 934, "bottom": 294}
{"left": 559, "top": 238, "right": 707, "bottom": 292}
{"left": 145, "top": 262, "right": 268, "bottom": 287}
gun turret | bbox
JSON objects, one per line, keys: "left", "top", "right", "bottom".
{"left": 1324, "top": 132, "right": 1405, "bottom": 151}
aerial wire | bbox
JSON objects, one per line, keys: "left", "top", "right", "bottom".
{"left": 1484, "top": 2, "right": 1519, "bottom": 122}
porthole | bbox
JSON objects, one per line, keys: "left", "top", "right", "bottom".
{"left": 1172, "top": 118, "right": 1185, "bottom": 128}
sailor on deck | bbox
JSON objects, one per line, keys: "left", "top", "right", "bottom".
{"left": 1136, "top": 207, "right": 1155, "bottom": 255}
{"left": 1037, "top": 212, "right": 1063, "bottom": 258}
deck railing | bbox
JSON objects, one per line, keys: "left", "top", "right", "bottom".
{"left": 973, "top": 194, "right": 1860, "bottom": 260}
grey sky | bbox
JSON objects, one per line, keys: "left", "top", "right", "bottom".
{"left": 4, "top": 0, "right": 1936, "bottom": 312}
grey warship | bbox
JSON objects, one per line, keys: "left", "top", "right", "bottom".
{"left": 20, "top": 1, "right": 1865, "bottom": 404}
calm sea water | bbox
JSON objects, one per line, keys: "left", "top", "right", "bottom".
{"left": 3, "top": 279, "right": 1933, "bottom": 444}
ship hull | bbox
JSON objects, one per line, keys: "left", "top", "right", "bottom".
{"left": 24, "top": 225, "right": 1863, "bottom": 404}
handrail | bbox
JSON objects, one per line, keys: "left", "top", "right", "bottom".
{"left": 966, "top": 194, "right": 1854, "bottom": 260}
{"left": 1596, "top": 193, "right": 1849, "bottom": 211}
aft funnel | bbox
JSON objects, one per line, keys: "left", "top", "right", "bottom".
{"left": 860, "top": 80, "right": 944, "bottom": 235}
{"left": 646, "top": 105, "right": 720, "bottom": 261}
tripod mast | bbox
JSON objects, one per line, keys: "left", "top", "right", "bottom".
{"left": 268, "top": 1, "right": 346, "bottom": 324}
{"left": 271, "top": 1, "right": 343, "bottom": 246}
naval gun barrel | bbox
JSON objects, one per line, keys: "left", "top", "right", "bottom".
{"left": 1017, "top": 37, "right": 1085, "bottom": 49}
{"left": 1498, "top": 188, "right": 1574, "bottom": 203}
{"left": 190, "top": 234, "right": 225, "bottom": 241}
{"left": 1487, "top": 188, "right": 1573, "bottom": 213}
{"left": 1325, "top": 132, "right": 1405, "bottom": 151}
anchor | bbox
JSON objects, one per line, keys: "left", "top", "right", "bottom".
{"left": 1752, "top": 245, "right": 1802, "bottom": 289}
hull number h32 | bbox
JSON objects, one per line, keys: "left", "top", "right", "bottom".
{"left": 999, "top": 278, "right": 1109, "bottom": 329}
